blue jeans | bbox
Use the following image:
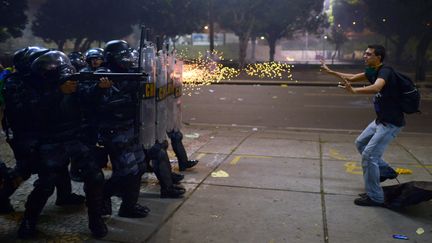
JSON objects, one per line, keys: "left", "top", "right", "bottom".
{"left": 355, "top": 120, "right": 402, "bottom": 203}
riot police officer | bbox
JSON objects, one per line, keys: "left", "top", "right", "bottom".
{"left": 82, "top": 48, "right": 104, "bottom": 72}
{"left": 17, "top": 51, "right": 107, "bottom": 239}
{"left": 96, "top": 40, "right": 149, "bottom": 218}
{"left": 0, "top": 47, "right": 85, "bottom": 214}
{"left": 68, "top": 51, "right": 87, "bottom": 71}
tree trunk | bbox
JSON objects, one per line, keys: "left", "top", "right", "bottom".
{"left": 250, "top": 35, "right": 256, "bottom": 62}
{"left": 73, "top": 37, "right": 84, "bottom": 51}
{"left": 238, "top": 34, "right": 249, "bottom": 69}
{"left": 208, "top": 0, "right": 214, "bottom": 53}
{"left": 56, "top": 39, "right": 65, "bottom": 51}
{"left": 394, "top": 36, "right": 409, "bottom": 65}
{"left": 415, "top": 32, "right": 432, "bottom": 81}
{"left": 268, "top": 37, "right": 277, "bottom": 62}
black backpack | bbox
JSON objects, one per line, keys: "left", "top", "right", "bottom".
{"left": 381, "top": 66, "right": 421, "bottom": 114}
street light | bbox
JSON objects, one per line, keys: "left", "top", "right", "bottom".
{"left": 323, "top": 35, "right": 328, "bottom": 59}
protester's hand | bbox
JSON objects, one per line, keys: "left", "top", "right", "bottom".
{"left": 338, "top": 78, "right": 355, "bottom": 94}
{"left": 98, "top": 77, "right": 112, "bottom": 89}
{"left": 320, "top": 59, "right": 332, "bottom": 73}
{"left": 59, "top": 80, "right": 77, "bottom": 94}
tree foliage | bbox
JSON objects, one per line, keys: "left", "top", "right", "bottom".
{"left": 138, "top": 0, "right": 207, "bottom": 41}
{"left": 215, "top": 0, "right": 266, "bottom": 67}
{"left": 32, "top": 0, "right": 140, "bottom": 51}
{"left": 0, "top": 0, "right": 28, "bottom": 42}
{"left": 254, "top": 0, "right": 325, "bottom": 61}
{"left": 360, "top": 0, "right": 432, "bottom": 80}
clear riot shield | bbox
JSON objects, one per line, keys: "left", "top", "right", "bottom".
{"left": 173, "top": 59, "right": 183, "bottom": 131}
{"left": 139, "top": 45, "right": 157, "bottom": 149}
{"left": 166, "top": 51, "right": 176, "bottom": 133}
{"left": 155, "top": 49, "right": 168, "bottom": 143}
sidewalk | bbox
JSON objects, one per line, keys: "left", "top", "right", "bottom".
{"left": 0, "top": 124, "right": 431, "bottom": 242}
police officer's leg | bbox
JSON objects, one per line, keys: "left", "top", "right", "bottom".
{"left": 54, "top": 162, "right": 85, "bottom": 206}
{"left": 0, "top": 139, "right": 37, "bottom": 213}
{"left": 18, "top": 143, "right": 65, "bottom": 239}
{"left": 167, "top": 130, "right": 198, "bottom": 171}
{"left": 70, "top": 141, "right": 107, "bottom": 238}
{"left": 116, "top": 141, "right": 149, "bottom": 218}
{"left": 150, "top": 141, "right": 185, "bottom": 198}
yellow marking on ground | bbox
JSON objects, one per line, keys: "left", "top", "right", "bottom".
{"left": 211, "top": 170, "right": 229, "bottom": 177}
{"left": 196, "top": 153, "right": 206, "bottom": 160}
{"left": 395, "top": 168, "right": 413, "bottom": 174}
{"left": 230, "top": 155, "right": 272, "bottom": 165}
{"left": 329, "top": 148, "right": 348, "bottom": 161}
{"left": 344, "top": 161, "right": 363, "bottom": 175}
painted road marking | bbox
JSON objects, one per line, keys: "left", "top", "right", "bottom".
{"left": 196, "top": 153, "right": 206, "bottom": 160}
{"left": 230, "top": 155, "right": 272, "bottom": 165}
{"left": 330, "top": 148, "right": 416, "bottom": 175}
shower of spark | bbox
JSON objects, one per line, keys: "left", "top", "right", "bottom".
{"left": 177, "top": 50, "right": 296, "bottom": 96}
{"left": 179, "top": 50, "right": 240, "bottom": 96}
{"left": 245, "top": 62, "right": 294, "bottom": 80}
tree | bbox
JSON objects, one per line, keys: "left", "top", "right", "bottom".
{"left": 254, "top": 0, "right": 324, "bottom": 61}
{"left": 138, "top": 0, "right": 207, "bottom": 43}
{"left": 0, "top": 0, "right": 28, "bottom": 42}
{"left": 361, "top": 0, "right": 432, "bottom": 81}
{"left": 216, "top": 0, "right": 266, "bottom": 68}
{"left": 32, "top": 0, "right": 140, "bottom": 51}
{"left": 327, "top": 25, "right": 348, "bottom": 63}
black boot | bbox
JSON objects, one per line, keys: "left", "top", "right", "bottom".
{"left": 171, "top": 172, "right": 184, "bottom": 184}
{"left": 55, "top": 193, "right": 85, "bottom": 206}
{"left": 150, "top": 144, "right": 184, "bottom": 198}
{"left": 55, "top": 166, "right": 85, "bottom": 206}
{"left": 88, "top": 214, "right": 107, "bottom": 238}
{"left": 84, "top": 172, "right": 108, "bottom": 238}
{"left": 17, "top": 216, "right": 38, "bottom": 239}
{"left": 18, "top": 175, "right": 56, "bottom": 239}
{"left": 168, "top": 131, "right": 199, "bottom": 171}
{"left": 161, "top": 187, "right": 185, "bottom": 198}
{"left": 117, "top": 174, "right": 149, "bottom": 218}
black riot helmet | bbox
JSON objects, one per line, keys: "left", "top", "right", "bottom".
{"left": 31, "top": 51, "right": 75, "bottom": 85}
{"left": 104, "top": 40, "right": 135, "bottom": 71}
{"left": 13, "top": 46, "right": 50, "bottom": 74}
{"left": 68, "top": 51, "right": 86, "bottom": 71}
{"left": 84, "top": 48, "right": 104, "bottom": 63}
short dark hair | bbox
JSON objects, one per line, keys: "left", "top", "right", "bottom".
{"left": 368, "top": 44, "right": 386, "bottom": 62}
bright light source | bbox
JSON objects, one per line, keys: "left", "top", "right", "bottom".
{"left": 352, "top": 21, "right": 356, "bottom": 25}
{"left": 323, "top": 35, "right": 328, "bottom": 40}
{"left": 260, "top": 36, "right": 265, "bottom": 40}
{"left": 382, "top": 18, "right": 386, "bottom": 22}
{"left": 337, "top": 24, "right": 341, "bottom": 28}
{"left": 204, "top": 25, "right": 209, "bottom": 30}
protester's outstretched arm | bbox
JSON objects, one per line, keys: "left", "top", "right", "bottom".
{"left": 320, "top": 60, "right": 366, "bottom": 82}
{"left": 338, "top": 78, "right": 385, "bottom": 94}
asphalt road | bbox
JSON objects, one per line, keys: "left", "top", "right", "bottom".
{"left": 182, "top": 84, "right": 432, "bottom": 134}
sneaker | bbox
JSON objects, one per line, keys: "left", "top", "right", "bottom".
{"left": 380, "top": 167, "right": 398, "bottom": 182}
{"left": 354, "top": 196, "right": 384, "bottom": 207}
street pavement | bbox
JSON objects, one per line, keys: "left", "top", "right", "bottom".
{"left": 0, "top": 124, "right": 431, "bottom": 243}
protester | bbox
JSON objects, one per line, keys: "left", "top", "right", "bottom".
{"left": 321, "top": 44, "right": 403, "bottom": 207}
